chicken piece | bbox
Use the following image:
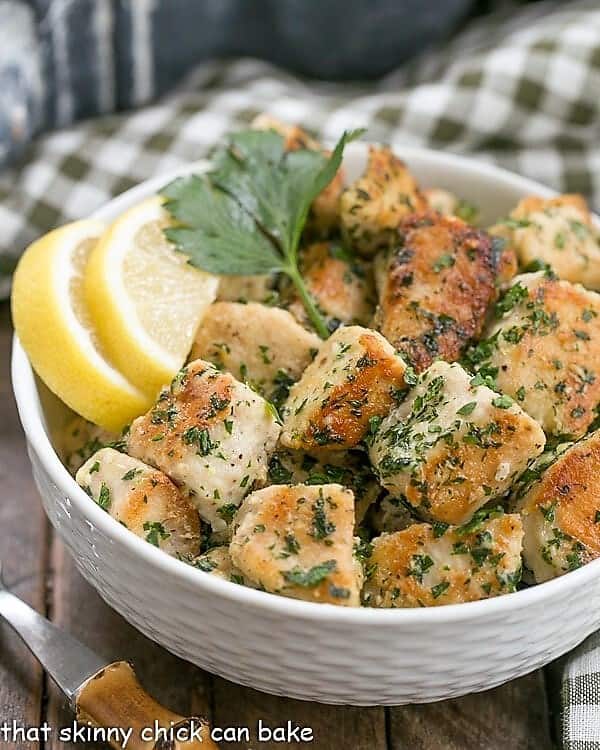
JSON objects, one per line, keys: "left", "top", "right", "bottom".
{"left": 230, "top": 484, "right": 362, "bottom": 605}
{"left": 490, "top": 195, "right": 600, "bottom": 288}
{"left": 511, "top": 432, "right": 600, "bottom": 583}
{"left": 283, "top": 242, "right": 376, "bottom": 331}
{"left": 420, "top": 191, "right": 516, "bottom": 285}
{"left": 369, "top": 361, "right": 545, "bottom": 525}
{"left": 217, "top": 274, "right": 276, "bottom": 304}
{"left": 190, "top": 302, "right": 320, "bottom": 408}
{"left": 61, "top": 415, "right": 121, "bottom": 475}
{"left": 126, "top": 360, "right": 281, "bottom": 532}
{"left": 467, "top": 271, "right": 600, "bottom": 438}
{"left": 340, "top": 146, "right": 427, "bottom": 256}
{"left": 362, "top": 512, "right": 523, "bottom": 607}
{"left": 267, "top": 448, "right": 381, "bottom": 524}
{"left": 251, "top": 114, "right": 344, "bottom": 236}
{"left": 76, "top": 448, "right": 201, "bottom": 558}
{"left": 281, "top": 325, "right": 408, "bottom": 451}
{"left": 373, "top": 212, "right": 502, "bottom": 373}
{"left": 368, "top": 495, "right": 415, "bottom": 535}
{"left": 424, "top": 188, "right": 479, "bottom": 224}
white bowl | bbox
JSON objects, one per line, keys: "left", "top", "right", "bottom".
{"left": 12, "top": 144, "right": 600, "bottom": 705}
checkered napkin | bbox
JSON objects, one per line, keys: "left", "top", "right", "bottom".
{"left": 2, "top": 0, "right": 600, "bottom": 299}
{"left": 1, "top": 1, "right": 600, "bottom": 744}
{"left": 563, "top": 633, "right": 600, "bottom": 749}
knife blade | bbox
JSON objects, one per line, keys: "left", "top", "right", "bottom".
{"left": 0, "top": 568, "right": 218, "bottom": 750}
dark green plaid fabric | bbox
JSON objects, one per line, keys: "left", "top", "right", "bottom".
{"left": 2, "top": 0, "right": 599, "bottom": 300}
{"left": 562, "top": 633, "right": 600, "bottom": 748}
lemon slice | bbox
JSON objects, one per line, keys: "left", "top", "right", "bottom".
{"left": 84, "top": 196, "right": 219, "bottom": 397}
{"left": 11, "top": 221, "right": 151, "bottom": 431}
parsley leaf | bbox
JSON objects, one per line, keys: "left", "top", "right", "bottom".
{"left": 162, "top": 128, "right": 364, "bottom": 338}
{"left": 163, "top": 175, "right": 281, "bottom": 275}
{"left": 495, "top": 281, "right": 528, "bottom": 317}
{"left": 283, "top": 560, "right": 337, "bottom": 587}
{"left": 143, "top": 521, "right": 170, "bottom": 547}
{"left": 97, "top": 483, "right": 111, "bottom": 511}
{"left": 456, "top": 401, "right": 477, "bottom": 417}
{"left": 431, "top": 581, "right": 450, "bottom": 599}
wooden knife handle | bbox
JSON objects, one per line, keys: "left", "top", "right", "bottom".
{"left": 75, "top": 661, "right": 219, "bottom": 750}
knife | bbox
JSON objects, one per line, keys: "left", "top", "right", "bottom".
{"left": 0, "top": 565, "right": 219, "bottom": 750}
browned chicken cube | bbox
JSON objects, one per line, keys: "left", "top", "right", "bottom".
{"left": 363, "top": 513, "right": 523, "bottom": 607}
{"left": 281, "top": 325, "right": 407, "bottom": 451}
{"left": 217, "top": 274, "right": 275, "bottom": 304}
{"left": 374, "top": 211, "right": 503, "bottom": 372}
{"left": 340, "top": 146, "right": 427, "bottom": 256}
{"left": 126, "top": 360, "right": 281, "bottom": 532}
{"left": 190, "top": 302, "right": 320, "bottom": 407}
{"left": 77, "top": 448, "right": 201, "bottom": 558}
{"left": 512, "top": 431, "right": 600, "bottom": 582}
{"left": 368, "top": 361, "right": 545, "bottom": 525}
{"left": 490, "top": 194, "right": 600, "bottom": 288}
{"left": 230, "top": 484, "right": 362, "bottom": 605}
{"left": 470, "top": 271, "right": 600, "bottom": 438}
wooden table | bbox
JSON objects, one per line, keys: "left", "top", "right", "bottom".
{"left": 0, "top": 302, "right": 557, "bottom": 749}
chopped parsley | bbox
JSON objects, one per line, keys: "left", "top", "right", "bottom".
{"left": 182, "top": 426, "right": 217, "bottom": 455}
{"left": 582, "top": 308, "right": 597, "bottom": 322}
{"left": 284, "top": 534, "right": 300, "bottom": 555}
{"left": 492, "top": 395, "right": 513, "bottom": 409}
{"left": 194, "top": 556, "right": 218, "bottom": 573}
{"left": 407, "top": 554, "right": 434, "bottom": 584}
{"left": 354, "top": 539, "right": 373, "bottom": 562}
{"left": 268, "top": 454, "right": 294, "bottom": 484}
{"left": 311, "top": 492, "right": 336, "bottom": 540}
{"left": 455, "top": 200, "right": 479, "bottom": 223}
{"left": 259, "top": 345, "right": 271, "bottom": 364}
{"left": 433, "top": 253, "right": 455, "bottom": 273}
{"left": 456, "top": 401, "right": 477, "bottom": 417}
{"left": 97, "top": 483, "right": 111, "bottom": 511}
{"left": 216, "top": 504, "right": 238, "bottom": 523}
{"left": 121, "top": 468, "right": 142, "bottom": 481}
{"left": 143, "top": 521, "right": 170, "bottom": 547}
{"left": 495, "top": 282, "right": 528, "bottom": 317}
{"left": 283, "top": 560, "right": 337, "bottom": 587}
{"left": 431, "top": 581, "right": 450, "bottom": 599}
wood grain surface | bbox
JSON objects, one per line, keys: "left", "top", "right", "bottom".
{"left": 0, "top": 303, "right": 556, "bottom": 749}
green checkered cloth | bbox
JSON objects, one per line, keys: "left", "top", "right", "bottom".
{"left": 563, "top": 633, "right": 600, "bottom": 749}
{"left": 2, "top": 0, "right": 599, "bottom": 302}
{"left": 1, "top": 2, "right": 600, "bottom": 745}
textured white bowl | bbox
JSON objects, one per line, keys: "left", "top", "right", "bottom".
{"left": 12, "top": 144, "right": 600, "bottom": 706}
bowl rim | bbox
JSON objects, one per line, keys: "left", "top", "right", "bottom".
{"left": 12, "top": 143, "right": 600, "bottom": 625}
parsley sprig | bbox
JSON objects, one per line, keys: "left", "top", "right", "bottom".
{"left": 161, "top": 128, "right": 364, "bottom": 338}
